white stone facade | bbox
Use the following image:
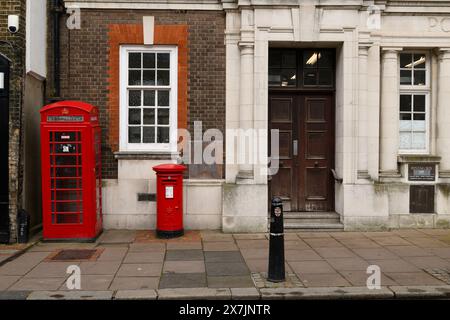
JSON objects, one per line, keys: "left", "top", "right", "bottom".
{"left": 70, "top": 0, "right": 450, "bottom": 231}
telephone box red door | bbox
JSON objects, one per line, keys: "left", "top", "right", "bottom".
{"left": 40, "top": 101, "right": 102, "bottom": 241}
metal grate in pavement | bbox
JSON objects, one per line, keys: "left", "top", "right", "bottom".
{"left": 424, "top": 268, "right": 450, "bottom": 284}
{"left": 49, "top": 249, "right": 99, "bottom": 261}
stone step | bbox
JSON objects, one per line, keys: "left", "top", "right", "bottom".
{"left": 283, "top": 212, "right": 341, "bottom": 226}
{"left": 284, "top": 222, "right": 344, "bottom": 231}
{"left": 284, "top": 212, "right": 340, "bottom": 220}
{"left": 284, "top": 218, "right": 341, "bottom": 224}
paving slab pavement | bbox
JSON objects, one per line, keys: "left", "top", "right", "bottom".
{"left": 159, "top": 273, "right": 206, "bottom": 289}
{"left": 27, "top": 290, "right": 113, "bottom": 300}
{"left": 0, "top": 229, "right": 450, "bottom": 299}
{"left": 157, "top": 287, "right": 231, "bottom": 300}
{"left": 114, "top": 289, "right": 157, "bottom": 300}
{"left": 259, "top": 286, "right": 395, "bottom": 300}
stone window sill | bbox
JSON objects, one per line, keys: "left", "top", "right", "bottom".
{"left": 397, "top": 155, "right": 441, "bottom": 164}
{"left": 114, "top": 151, "right": 180, "bottom": 160}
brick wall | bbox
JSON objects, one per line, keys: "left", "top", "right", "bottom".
{"left": 0, "top": 0, "right": 27, "bottom": 242}
{"left": 48, "top": 10, "right": 226, "bottom": 179}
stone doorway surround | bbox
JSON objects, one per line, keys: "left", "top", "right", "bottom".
{"left": 222, "top": 1, "right": 450, "bottom": 232}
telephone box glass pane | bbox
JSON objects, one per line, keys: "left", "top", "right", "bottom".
{"left": 56, "top": 214, "right": 80, "bottom": 224}
{"left": 49, "top": 131, "right": 83, "bottom": 225}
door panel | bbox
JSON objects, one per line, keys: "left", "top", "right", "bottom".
{"left": 298, "top": 96, "right": 333, "bottom": 211}
{"left": 269, "top": 95, "right": 297, "bottom": 212}
{"left": 270, "top": 93, "right": 334, "bottom": 212}
{"left": 0, "top": 56, "right": 10, "bottom": 243}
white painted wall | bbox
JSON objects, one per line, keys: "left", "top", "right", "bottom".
{"left": 26, "top": 0, "right": 47, "bottom": 79}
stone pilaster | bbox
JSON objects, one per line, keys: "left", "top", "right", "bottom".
{"left": 357, "top": 44, "right": 370, "bottom": 179}
{"left": 437, "top": 48, "right": 450, "bottom": 177}
{"left": 236, "top": 9, "right": 255, "bottom": 182}
{"left": 380, "top": 48, "right": 402, "bottom": 177}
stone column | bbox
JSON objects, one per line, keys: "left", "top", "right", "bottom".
{"left": 437, "top": 48, "right": 450, "bottom": 176}
{"left": 358, "top": 44, "right": 370, "bottom": 179}
{"left": 380, "top": 48, "right": 402, "bottom": 176}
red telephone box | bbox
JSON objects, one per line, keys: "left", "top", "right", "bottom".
{"left": 40, "top": 101, "right": 102, "bottom": 241}
{"left": 152, "top": 164, "right": 186, "bottom": 238}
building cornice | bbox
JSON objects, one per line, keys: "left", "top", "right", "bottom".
{"left": 64, "top": 0, "right": 450, "bottom": 13}
{"left": 64, "top": 0, "right": 228, "bottom": 10}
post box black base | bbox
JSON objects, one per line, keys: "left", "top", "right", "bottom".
{"left": 157, "top": 229, "right": 184, "bottom": 239}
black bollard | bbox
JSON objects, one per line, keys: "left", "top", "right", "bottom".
{"left": 268, "top": 196, "right": 285, "bottom": 282}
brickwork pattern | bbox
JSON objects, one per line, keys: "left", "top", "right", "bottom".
{"left": 107, "top": 24, "right": 188, "bottom": 153}
{"left": 47, "top": 10, "right": 226, "bottom": 179}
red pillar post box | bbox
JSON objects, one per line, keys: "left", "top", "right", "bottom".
{"left": 152, "top": 164, "right": 186, "bottom": 238}
{"left": 40, "top": 101, "right": 102, "bottom": 241}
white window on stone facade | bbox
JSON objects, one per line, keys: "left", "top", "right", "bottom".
{"left": 119, "top": 45, "right": 178, "bottom": 152}
{"left": 399, "top": 52, "right": 430, "bottom": 153}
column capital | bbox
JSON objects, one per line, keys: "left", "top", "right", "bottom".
{"left": 438, "top": 48, "right": 450, "bottom": 60}
{"left": 358, "top": 44, "right": 370, "bottom": 56}
{"left": 381, "top": 47, "right": 402, "bottom": 55}
{"left": 358, "top": 41, "right": 372, "bottom": 50}
{"left": 238, "top": 41, "right": 254, "bottom": 55}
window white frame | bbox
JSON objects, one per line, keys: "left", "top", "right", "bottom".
{"left": 119, "top": 45, "right": 178, "bottom": 152}
{"left": 398, "top": 51, "right": 430, "bottom": 154}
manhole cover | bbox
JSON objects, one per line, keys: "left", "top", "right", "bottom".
{"left": 50, "top": 249, "right": 98, "bottom": 261}
{"left": 424, "top": 268, "right": 450, "bottom": 284}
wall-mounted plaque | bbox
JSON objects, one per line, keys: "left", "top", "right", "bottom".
{"left": 408, "top": 164, "right": 435, "bottom": 181}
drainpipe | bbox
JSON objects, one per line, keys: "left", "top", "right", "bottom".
{"left": 52, "top": 0, "right": 62, "bottom": 99}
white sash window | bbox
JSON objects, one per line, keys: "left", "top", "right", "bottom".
{"left": 399, "top": 52, "right": 430, "bottom": 153}
{"left": 119, "top": 45, "right": 178, "bottom": 152}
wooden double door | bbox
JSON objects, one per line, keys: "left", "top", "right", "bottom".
{"left": 269, "top": 92, "right": 334, "bottom": 212}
